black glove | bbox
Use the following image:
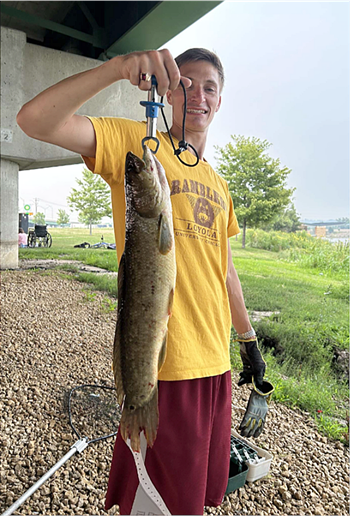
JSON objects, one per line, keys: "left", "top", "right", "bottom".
{"left": 237, "top": 338, "right": 266, "bottom": 388}
{"left": 239, "top": 379, "right": 274, "bottom": 438}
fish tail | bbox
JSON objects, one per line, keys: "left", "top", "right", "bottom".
{"left": 120, "top": 387, "right": 159, "bottom": 452}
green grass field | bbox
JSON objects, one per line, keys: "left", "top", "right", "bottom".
{"left": 19, "top": 227, "right": 349, "bottom": 442}
{"left": 228, "top": 239, "right": 349, "bottom": 443}
{"left": 21, "top": 228, "right": 119, "bottom": 271}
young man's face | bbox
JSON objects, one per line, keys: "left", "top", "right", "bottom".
{"left": 166, "top": 60, "right": 222, "bottom": 135}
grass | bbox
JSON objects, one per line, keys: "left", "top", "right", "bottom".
{"left": 247, "top": 228, "right": 349, "bottom": 275}
{"left": 230, "top": 334, "right": 349, "bottom": 443}
{"left": 80, "top": 288, "right": 117, "bottom": 313}
{"left": 20, "top": 228, "right": 119, "bottom": 271}
{"left": 19, "top": 227, "right": 119, "bottom": 299}
{"left": 229, "top": 237, "right": 349, "bottom": 443}
{"left": 75, "top": 272, "right": 118, "bottom": 297}
{"left": 230, "top": 241, "right": 348, "bottom": 357}
{"left": 19, "top": 227, "right": 349, "bottom": 443}
{"left": 43, "top": 227, "right": 116, "bottom": 247}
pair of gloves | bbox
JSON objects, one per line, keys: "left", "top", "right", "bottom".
{"left": 237, "top": 337, "right": 274, "bottom": 438}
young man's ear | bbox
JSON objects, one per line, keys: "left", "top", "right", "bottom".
{"left": 215, "top": 96, "right": 222, "bottom": 113}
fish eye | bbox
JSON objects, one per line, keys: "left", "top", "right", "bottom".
{"left": 129, "top": 405, "right": 135, "bottom": 411}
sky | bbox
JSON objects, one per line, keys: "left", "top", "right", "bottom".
{"left": 19, "top": 1, "right": 349, "bottom": 222}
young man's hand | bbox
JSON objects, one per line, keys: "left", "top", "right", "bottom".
{"left": 237, "top": 338, "right": 266, "bottom": 388}
{"left": 16, "top": 48, "right": 191, "bottom": 158}
{"left": 117, "top": 49, "right": 191, "bottom": 96}
{"left": 239, "top": 380, "right": 274, "bottom": 438}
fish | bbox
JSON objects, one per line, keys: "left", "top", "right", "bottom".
{"left": 113, "top": 145, "right": 176, "bottom": 452}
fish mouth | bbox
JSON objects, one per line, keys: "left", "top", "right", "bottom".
{"left": 126, "top": 151, "right": 144, "bottom": 176}
{"left": 142, "top": 146, "right": 167, "bottom": 185}
{"left": 125, "top": 148, "right": 163, "bottom": 217}
{"left": 142, "top": 145, "right": 156, "bottom": 170}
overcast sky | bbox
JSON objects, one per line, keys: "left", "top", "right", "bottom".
{"left": 19, "top": 1, "right": 349, "bottom": 222}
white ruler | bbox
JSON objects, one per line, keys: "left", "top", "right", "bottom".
{"left": 126, "top": 432, "right": 171, "bottom": 516}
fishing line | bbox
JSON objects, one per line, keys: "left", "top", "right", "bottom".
{"left": 160, "top": 80, "right": 200, "bottom": 167}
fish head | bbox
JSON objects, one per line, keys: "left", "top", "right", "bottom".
{"left": 125, "top": 147, "right": 166, "bottom": 218}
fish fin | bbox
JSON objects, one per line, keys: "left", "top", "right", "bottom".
{"left": 158, "top": 333, "right": 167, "bottom": 372}
{"left": 168, "top": 287, "right": 174, "bottom": 317}
{"left": 158, "top": 213, "right": 173, "bottom": 255}
{"left": 120, "top": 387, "right": 159, "bottom": 452}
{"left": 113, "top": 254, "right": 126, "bottom": 406}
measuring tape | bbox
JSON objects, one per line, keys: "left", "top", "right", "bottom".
{"left": 126, "top": 432, "right": 171, "bottom": 515}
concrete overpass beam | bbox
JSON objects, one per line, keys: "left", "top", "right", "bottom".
{"left": 0, "top": 159, "right": 19, "bottom": 269}
{"left": 0, "top": 26, "right": 173, "bottom": 269}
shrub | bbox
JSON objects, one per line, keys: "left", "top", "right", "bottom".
{"left": 246, "top": 229, "right": 349, "bottom": 274}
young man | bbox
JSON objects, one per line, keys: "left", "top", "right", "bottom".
{"left": 17, "top": 48, "right": 267, "bottom": 515}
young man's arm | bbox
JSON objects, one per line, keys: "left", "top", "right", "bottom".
{"left": 16, "top": 50, "right": 186, "bottom": 157}
{"left": 226, "top": 239, "right": 267, "bottom": 387}
{"left": 226, "top": 240, "right": 252, "bottom": 334}
{"left": 227, "top": 240, "right": 273, "bottom": 438}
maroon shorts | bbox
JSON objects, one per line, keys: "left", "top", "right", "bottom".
{"left": 105, "top": 371, "right": 232, "bottom": 515}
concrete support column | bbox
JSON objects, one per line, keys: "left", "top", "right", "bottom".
{"left": 0, "top": 159, "right": 19, "bottom": 269}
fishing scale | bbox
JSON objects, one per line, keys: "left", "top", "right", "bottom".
{"left": 140, "top": 75, "right": 200, "bottom": 167}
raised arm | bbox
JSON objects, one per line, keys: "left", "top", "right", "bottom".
{"left": 16, "top": 49, "right": 188, "bottom": 158}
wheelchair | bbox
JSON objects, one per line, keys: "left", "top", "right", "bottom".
{"left": 27, "top": 225, "right": 52, "bottom": 248}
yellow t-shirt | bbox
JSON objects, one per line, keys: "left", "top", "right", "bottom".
{"left": 82, "top": 117, "right": 240, "bottom": 381}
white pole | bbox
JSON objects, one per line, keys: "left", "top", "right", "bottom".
{"left": 1, "top": 439, "right": 88, "bottom": 516}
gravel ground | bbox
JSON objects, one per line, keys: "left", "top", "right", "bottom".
{"left": 1, "top": 269, "right": 349, "bottom": 516}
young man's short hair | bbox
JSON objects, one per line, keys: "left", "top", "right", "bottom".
{"left": 175, "top": 48, "right": 225, "bottom": 91}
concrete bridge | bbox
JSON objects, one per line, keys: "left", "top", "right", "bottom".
{"left": 0, "top": 1, "right": 221, "bottom": 269}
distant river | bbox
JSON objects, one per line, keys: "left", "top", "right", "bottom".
{"left": 326, "top": 237, "right": 349, "bottom": 244}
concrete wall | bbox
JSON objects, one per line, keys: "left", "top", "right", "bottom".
{"left": 0, "top": 160, "right": 20, "bottom": 269}
{"left": 1, "top": 27, "right": 171, "bottom": 170}
{"left": 0, "top": 27, "right": 172, "bottom": 269}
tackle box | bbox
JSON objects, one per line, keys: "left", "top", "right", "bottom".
{"left": 225, "top": 432, "right": 273, "bottom": 494}
{"left": 231, "top": 429, "right": 273, "bottom": 483}
{"left": 225, "top": 459, "right": 248, "bottom": 494}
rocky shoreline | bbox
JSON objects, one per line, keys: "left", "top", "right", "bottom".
{"left": 1, "top": 269, "right": 349, "bottom": 515}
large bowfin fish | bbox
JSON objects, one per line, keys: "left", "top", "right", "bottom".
{"left": 113, "top": 146, "right": 176, "bottom": 452}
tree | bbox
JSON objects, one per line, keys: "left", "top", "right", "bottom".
{"left": 262, "top": 202, "right": 301, "bottom": 233}
{"left": 32, "top": 212, "right": 45, "bottom": 225}
{"left": 216, "top": 135, "right": 295, "bottom": 247}
{"left": 336, "top": 217, "right": 349, "bottom": 229}
{"left": 57, "top": 209, "right": 70, "bottom": 226}
{"left": 67, "top": 168, "right": 112, "bottom": 234}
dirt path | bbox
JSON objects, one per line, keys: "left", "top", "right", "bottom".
{"left": 1, "top": 269, "right": 348, "bottom": 515}
{"left": 19, "top": 258, "right": 118, "bottom": 276}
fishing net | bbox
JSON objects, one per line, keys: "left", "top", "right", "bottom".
{"left": 68, "top": 384, "right": 121, "bottom": 443}
{"left": 3, "top": 384, "right": 122, "bottom": 516}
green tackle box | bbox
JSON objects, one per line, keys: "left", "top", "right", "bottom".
{"left": 225, "top": 460, "right": 248, "bottom": 494}
{"left": 225, "top": 435, "right": 258, "bottom": 494}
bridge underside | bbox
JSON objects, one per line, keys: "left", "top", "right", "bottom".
{"left": 0, "top": 1, "right": 221, "bottom": 269}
